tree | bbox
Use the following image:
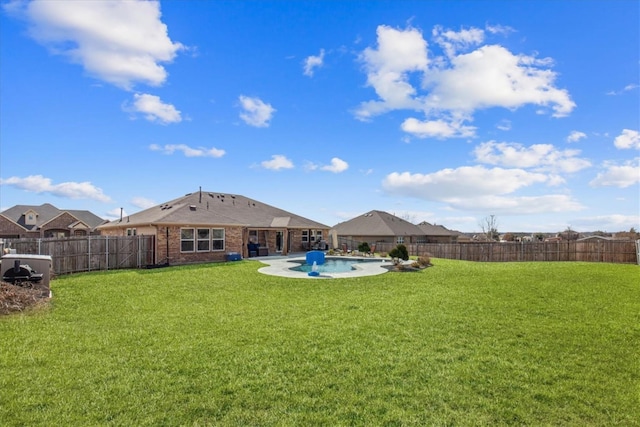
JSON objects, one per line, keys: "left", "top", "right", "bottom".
{"left": 480, "top": 215, "right": 499, "bottom": 241}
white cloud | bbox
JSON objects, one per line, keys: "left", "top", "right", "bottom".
{"left": 474, "top": 141, "right": 591, "bottom": 173}
{"left": 105, "top": 207, "right": 127, "bottom": 220}
{"left": 303, "top": 49, "right": 325, "bottom": 77}
{"left": 0, "top": 174, "right": 111, "bottom": 202}
{"left": 590, "top": 158, "right": 640, "bottom": 188}
{"left": 130, "top": 93, "right": 181, "bottom": 124}
{"left": 447, "top": 194, "right": 584, "bottom": 213}
{"left": 485, "top": 24, "right": 516, "bottom": 36}
{"left": 382, "top": 167, "right": 583, "bottom": 214}
{"left": 320, "top": 157, "right": 349, "bottom": 173}
{"left": 238, "top": 95, "right": 276, "bottom": 127}
{"left": 355, "top": 25, "right": 429, "bottom": 120}
{"left": 572, "top": 214, "right": 640, "bottom": 232}
{"left": 356, "top": 26, "right": 575, "bottom": 137}
{"left": 382, "top": 166, "right": 549, "bottom": 200}
{"left": 567, "top": 130, "right": 587, "bottom": 143}
{"left": 424, "top": 45, "right": 575, "bottom": 117}
{"left": 131, "top": 197, "right": 156, "bottom": 209}
{"left": 149, "top": 143, "right": 225, "bottom": 158}
{"left": 432, "top": 25, "right": 484, "bottom": 58}
{"left": 614, "top": 129, "right": 640, "bottom": 150}
{"left": 606, "top": 83, "right": 639, "bottom": 96}
{"left": 8, "top": 0, "right": 183, "bottom": 90}
{"left": 496, "top": 119, "right": 511, "bottom": 131}
{"left": 261, "top": 155, "right": 293, "bottom": 171}
{"left": 401, "top": 117, "right": 476, "bottom": 139}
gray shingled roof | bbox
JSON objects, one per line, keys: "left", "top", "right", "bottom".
{"left": 1, "top": 203, "right": 105, "bottom": 231}
{"left": 331, "top": 210, "right": 426, "bottom": 236}
{"left": 98, "top": 191, "right": 329, "bottom": 230}
{"left": 417, "top": 221, "right": 458, "bottom": 237}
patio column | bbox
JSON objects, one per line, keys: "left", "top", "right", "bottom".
{"left": 282, "top": 229, "right": 288, "bottom": 255}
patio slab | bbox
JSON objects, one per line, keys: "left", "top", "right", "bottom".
{"left": 256, "top": 255, "right": 392, "bottom": 279}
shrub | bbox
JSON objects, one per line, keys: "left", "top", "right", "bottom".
{"left": 389, "top": 244, "right": 409, "bottom": 262}
{"left": 358, "top": 242, "right": 371, "bottom": 254}
{"left": 417, "top": 255, "right": 432, "bottom": 267}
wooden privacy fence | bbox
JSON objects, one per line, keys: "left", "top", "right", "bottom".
{"left": 1, "top": 236, "right": 155, "bottom": 274}
{"left": 341, "top": 239, "right": 639, "bottom": 264}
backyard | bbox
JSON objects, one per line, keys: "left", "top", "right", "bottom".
{"left": 1, "top": 259, "right": 638, "bottom": 426}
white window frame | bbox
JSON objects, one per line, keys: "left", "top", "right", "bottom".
{"left": 181, "top": 228, "right": 195, "bottom": 252}
{"left": 396, "top": 236, "right": 404, "bottom": 244}
{"left": 212, "top": 228, "right": 225, "bottom": 251}
{"left": 197, "top": 228, "right": 210, "bottom": 252}
{"left": 302, "top": 230, "right": 309, "bottom": 242}
{"left": 181, "top": 227, "right": 225, "bottom": 252}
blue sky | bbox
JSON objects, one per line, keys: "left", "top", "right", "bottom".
{"left": 1, "top": 0, "right": 638, "bottom": 233}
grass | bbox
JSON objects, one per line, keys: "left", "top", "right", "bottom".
{"left": 1, "top": 259, "right": 638, "bottom": 426}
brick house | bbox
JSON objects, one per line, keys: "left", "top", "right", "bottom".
{"left": 331, "top": 210, "right": 428, "bottom": 247}
{"left": 416, "top": 221, "right": 461, "bottom": 243}
{"left": 0, "top": 203, "right": 106, "bottom": 239}
{"left": 331, "top": 211, "right": 462, "bottom": 248}
{"left": 97, "top": 190, "right": 330, "bottom": 265}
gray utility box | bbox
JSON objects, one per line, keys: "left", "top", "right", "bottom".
{"left": 1, "top": 254, "right": 53, "bottom": 297}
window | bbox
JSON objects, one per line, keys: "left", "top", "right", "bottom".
{"left": 126, "top": 228, "right": 137, "bottom": 236}
{"left": 182, "top": 228, "right": 225, "bottom": 252}
{"left": 197, "top": 228, "right": 210, "bottom": 251}
{"left": 181, "top": 228, "right": 195, "bottom": 252}
{"left": 396, "top": 236, "right": 404, "bottom": 244}
{"left": 303, "top": 230, "right": 323, "bottom": 243}
{"left": 212, "top": 228, "right": 225, "bottom": 251}
{"left": 249, "top": 230, "right": 258, "bottom": 243}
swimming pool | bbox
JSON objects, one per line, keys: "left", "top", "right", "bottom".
{"left": 289, "top": 258, "right": 381, "bottom": 273}
{"left": 258, "top": 256, "right": 390, "bottom": 279}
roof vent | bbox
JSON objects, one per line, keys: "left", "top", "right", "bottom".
{"left": 189, "top": 205, "right": 196, "bottom": 211}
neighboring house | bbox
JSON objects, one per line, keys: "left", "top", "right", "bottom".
{"left": 97, "top": 190, "right": 329, "bottom": 265}
{"left": 416, "top": 221, "right": 460, "bottom": 243}
{"left": 576, "top": 235, "right": 615, "bottom": 242}
{"left": 331, "top": 210, "right": 427, "bottom": 247}
{"left": 0, "top": 203, "right": 106, "bottom": 239}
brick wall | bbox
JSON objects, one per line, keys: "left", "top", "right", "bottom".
{"left": 155, "top": 225, "right": 244, "bottom": 265}
{"left": 42, "top": 212, "right": 78, "bottom": 237}
{"left": 0, "top": 216, "right": 27, "bottom": 238}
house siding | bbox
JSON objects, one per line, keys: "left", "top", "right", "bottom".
{"left": 104, "top": 224, "right": 246, "bottom": 265}
{"left": 1, "top": 210, "right": 103, "bottom": 239}
{"left": 0, "top": 216, "right": 27, "bottom": 239}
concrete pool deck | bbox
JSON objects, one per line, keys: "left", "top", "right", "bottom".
{"left": 256, "top": 254, "right": 392, "bottom": 279}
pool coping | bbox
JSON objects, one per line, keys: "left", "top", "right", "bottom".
{"left": 257, "top": 255, "right": 392, "bottom": 279}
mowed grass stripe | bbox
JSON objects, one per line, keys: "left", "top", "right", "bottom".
{"left": 1, "top": 259, "right": 638, "bottom": 426}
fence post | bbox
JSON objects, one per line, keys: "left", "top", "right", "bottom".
{"left": 106, "top": 236, "right": 109, "bottom": 271}
{"left": 88, "top": 235, "right": 91, "bottom": 272}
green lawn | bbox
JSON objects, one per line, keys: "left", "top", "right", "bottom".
{"left": 1, "top": 259, "right": 639, "bottom": 426}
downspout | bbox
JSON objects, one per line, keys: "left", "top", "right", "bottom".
{"left": 166, "top": 226, "right": 170, "bottom": 265}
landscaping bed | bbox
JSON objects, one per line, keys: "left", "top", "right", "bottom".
{"left": 0, "top": 281, "right": 50, "bottom": 315}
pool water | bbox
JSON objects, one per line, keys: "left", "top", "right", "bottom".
{"left": 290, "top": 258, "right": 380, "bottom": 273}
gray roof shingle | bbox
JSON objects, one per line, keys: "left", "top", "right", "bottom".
{"left": 331, "top": 210, "right": 426, "bottom": 236}
{"left": 1, "top": 203, "right": 105, "bottom": 230}
{"left": 99, "top": 191, "right": 329, "bottom": 230}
